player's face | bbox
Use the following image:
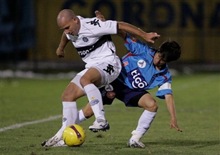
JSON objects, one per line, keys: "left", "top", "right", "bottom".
{"left": 61, "top": 17, "right": 80, "bottom": 36}
{"left": 153, "top": 53, "right": 166, "bottom": 68}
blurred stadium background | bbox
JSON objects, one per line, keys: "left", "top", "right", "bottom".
{"left": 0, "top": 0, "right": 219, "bottom": 77}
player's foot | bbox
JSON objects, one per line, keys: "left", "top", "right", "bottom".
{"left": 127, "top": 138, "right": 145, "bottom": 148}
{"left": 51, "top": 140, "right": 67, "bottom": 147}
{"left": 41, "top": 134, "right": 62, "bottom": 147}
{"left": 89, "top": 119, "right": 110, "bottom": 132}
{"left": 127, "top": 130, "right": 145, "bottom": 148}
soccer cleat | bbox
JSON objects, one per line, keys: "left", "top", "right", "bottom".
{"left": 127, "top": 130, "right": 145, "bottom": 148}
{"left": 127, "top": 139, "right": 145, "bottom": 148}
{"left": 51, "top": 140, "right": 67, "bottom": 147}
{"left": 41, "top": 135, "right": 62, "bottom": 147}
{"left": 89, "top": 119, "right": 110, "bottom": 132}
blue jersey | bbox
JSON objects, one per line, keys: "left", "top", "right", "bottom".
{"left": 118, "top": 35, "right": 173, "bottom": 99}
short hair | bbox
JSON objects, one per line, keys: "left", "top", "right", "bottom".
{"left": 157, "top": 41, "right": 181, "bottom": 62}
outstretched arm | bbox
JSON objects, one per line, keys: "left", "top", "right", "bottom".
{"left": 165, "top": 94, "right": 182, "bottom": 132}
{"left": 56, "top": 32, "right": 69, "bottom": 58}
{"left": 95, "top": 10, "right": 160, "bottom": 43}
{"left": 117, "top": 21, "right": 160, "bottom": 44}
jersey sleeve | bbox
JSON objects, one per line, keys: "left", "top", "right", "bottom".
{"left": 124, "top": 34, "right": 151, "bottom": 55}
{"left": 84, "top": 17, "right": 117, "bottom": 36}
{"left": 156, "top": 82, "right": 173, "bottom": 99}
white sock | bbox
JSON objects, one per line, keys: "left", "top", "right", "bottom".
{"left": 133, "top": 110, "right": 157, "bottom": 138}
{"left": 62, "top": 101, "right": 78, "bottom": 126}
{"left": 53, "top": 101, "right": 78, "bottom": 138}
{"left": 75, "top": 109, "right": 87, "bottom": 124}
{"left": 84, "top": 84, "right": 105, "bottom": 121}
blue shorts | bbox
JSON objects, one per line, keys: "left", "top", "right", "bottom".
{"left": 100, "top": 79, "right": 148, "bottom": 107}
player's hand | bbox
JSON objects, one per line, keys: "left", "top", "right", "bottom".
{"left": 95, "top": 10, "right": 105, "bottom": 21}
{"left": 170, "top": 119, "right": 183, "bottom": 132}
{"left": 144, "top": 32, "right": 160, "bottom": 44}
{"left": 56, "top": 46, "right": 65, "bottom": 58}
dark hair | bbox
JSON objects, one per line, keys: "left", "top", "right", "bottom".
{"left": 158, "top": 41, "right": 181, "bottom": 62}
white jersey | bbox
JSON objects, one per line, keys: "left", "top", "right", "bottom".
{"left": 66, "top": 16, "right": 118, "bottom": 67}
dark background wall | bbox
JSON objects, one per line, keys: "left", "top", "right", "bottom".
{"left": 0, "top": 0, "right": 219, "bottom": 71}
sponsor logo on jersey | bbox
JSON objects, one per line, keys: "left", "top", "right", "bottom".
{"left": 76, "top": 35, "right": 109, "bottom": 58}
{"left": 78, "top": 45, "right": 95, "bottom": 57}
{"left": 128, "top": 68, "right": 147, "bottom": 89}
{"left": 137, "top": 59, "right": 146, "bottom": 68}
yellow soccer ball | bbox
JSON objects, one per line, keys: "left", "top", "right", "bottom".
{"left": 62, "top": 124, "right": 86, "bottom": 146}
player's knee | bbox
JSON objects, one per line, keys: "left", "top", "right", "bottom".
{"left": 80, "top": 76, "right": 90, "bottom": 87}
{"left": 149, "top": 103, "right": 158, "bottom": 112}
{"left": 61, "top": 91, "right": 76, "bottom": 101}
{"left": 61, "top": 92, "right": 70, "bottom": 101}
{"left": 144, "top": 99, "right": 158, "bottom": 112}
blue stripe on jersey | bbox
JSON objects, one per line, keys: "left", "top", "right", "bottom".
{"left": 156, "top": 89, "right": 173, "bottom": 99}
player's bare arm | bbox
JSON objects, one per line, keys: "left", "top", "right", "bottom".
{"left": 117, "top": 21, "right": 160, "bottom": 43}
{"left": 95, "top": 10, "right": 160, "bottom": 43}
{"left": 165, "top": 94, "right": 182, "bottom": 132}
{"left": 56, "top": 32, "right": 69, "bottom": 57}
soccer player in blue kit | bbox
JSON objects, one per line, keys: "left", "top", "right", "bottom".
{"left": 75, "top": 11, "right": 183, "bottom": 148}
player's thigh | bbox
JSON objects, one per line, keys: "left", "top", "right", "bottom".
{"left": 62, "top": 82, "right": 85, "bottom": 101}
{"left": 138, "top": 94, "right": 158, "bottom": 112}
{"left": 80, "top": 67, "right": 102, "bottom": 86}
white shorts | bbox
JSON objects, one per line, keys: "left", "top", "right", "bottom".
{"left": 71, "top": 56, "right": 122, "bottom": 89}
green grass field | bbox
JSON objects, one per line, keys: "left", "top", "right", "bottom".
{"left": 0, "top": 73, "right": 219, "bottom": 155}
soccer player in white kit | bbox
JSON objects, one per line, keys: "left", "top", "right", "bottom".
{"left": 41, "top": 9, "right": 159, "bottom": 147}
